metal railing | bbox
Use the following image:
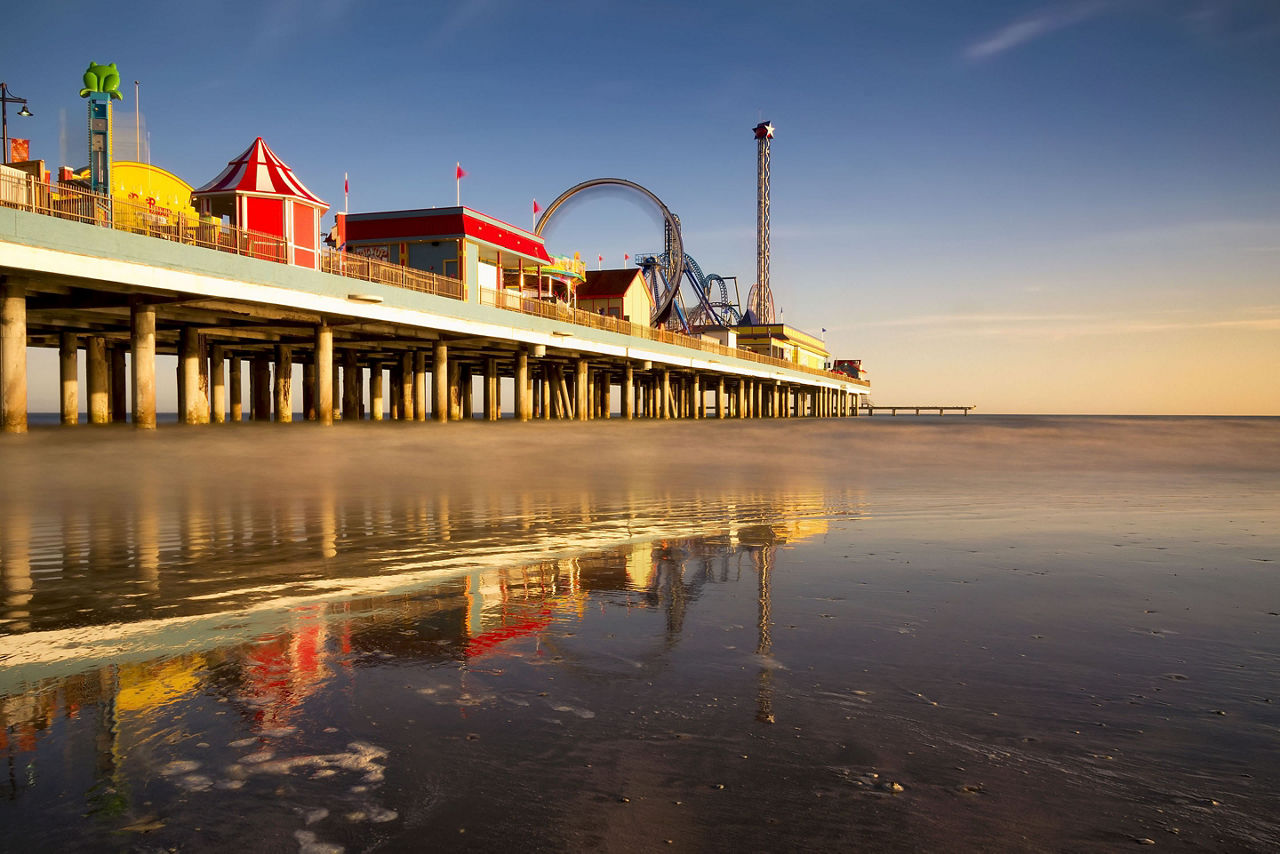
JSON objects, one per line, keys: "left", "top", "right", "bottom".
{"left": 319, "top": 250, "right": 465, "bottom": 300}
{"left": 1, "top": 170, "right": 290, "bottom": 262}
{"left": 0, "top": 170, "right": 465, "bottom": 300}
{"left": 480, "top": 288, "right": 869, "bottom": 387}
{"left": 0, "top": 170, "right": 866, "bottom": 388}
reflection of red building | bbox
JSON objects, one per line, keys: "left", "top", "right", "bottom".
{"left": 465, "top": 607, "right": 553, "bottom": 659}
{"left": 239, "top": 607, "right": 347, "bottom": 730}
{"left": 463, "top": 561, "right": 591, "bottom": 660}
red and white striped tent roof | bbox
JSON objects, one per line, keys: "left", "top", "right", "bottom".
{"left": 192, "top": 137, "right": 326, "bottom": 206}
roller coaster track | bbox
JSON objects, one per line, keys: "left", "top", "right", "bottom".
{"left": 534, "top": 178, "right": 684, "bottom": 327}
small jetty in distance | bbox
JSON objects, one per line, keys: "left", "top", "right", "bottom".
{"left": 861, "top": 405, "right": 975, "bottom": 416}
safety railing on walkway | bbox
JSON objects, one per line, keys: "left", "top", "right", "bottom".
{"left": 0, "top": 170, "right": 465, "bottom": 301}
{"left": 319, "top": 250, "right": 465, "bottom": 300}
{"left": 480, "top": 288, "right": 868, "bottom": 386}
{"left": 0, "top": 170, "right": 865, "bottom": 387}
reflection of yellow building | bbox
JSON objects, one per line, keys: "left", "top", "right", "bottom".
{"left": 775, "top": 518, "right": 829, "bottom": 543}
{"left": 625, "top": 541, "right": 656, "bottom": 589}
{"left": 115, "top": 655, "right": 205, "bottom": 713}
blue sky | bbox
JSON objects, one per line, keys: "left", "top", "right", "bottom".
{"left": 6, "top": 0, "right": 1279, "bottom": 413}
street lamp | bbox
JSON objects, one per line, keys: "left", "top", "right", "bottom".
{"left": 0, "top": 82, "right": 34, "bottom": 165}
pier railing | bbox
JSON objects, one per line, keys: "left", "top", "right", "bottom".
{"left": 0, "top": 171, "right": 866, "bottom": 388}
{"left": 1, "top": 170, "right": 290, "bottom": 261}
{"left": 480, "top": 288, "right": 868, "bottom": 386}
{"left": 319, "top": 250, "right": 466, "bottom": 300}
{"left": 0, "top": 171, "right": 465, "bottom": 302}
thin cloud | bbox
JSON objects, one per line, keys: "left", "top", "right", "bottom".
{"left": 1181, "top": 0, "right": 1280, "bottom": 45}
{"left": 422, "top": 0, "right": 505, "bottom": 53}
{"left": 1095, "top": 218, "right": 1280, "bottom": 247}
{"left": 866, "top": 312, "right": 1093, "bottom": 328}
{"left": 966, "top": 1, "right": 1110, "bottom": 60}
{"left": 866, "top": 308, "right": 1280, "bottom": 339}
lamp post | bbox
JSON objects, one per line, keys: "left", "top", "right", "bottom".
{"left": 0, "top": 82, "right": 34, "bottom": 165}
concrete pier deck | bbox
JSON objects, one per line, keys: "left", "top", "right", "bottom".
{"left": 0, "top": 203, "right": 869, "bottom": 431}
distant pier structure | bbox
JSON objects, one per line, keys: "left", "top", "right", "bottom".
{"left": 0, "top": 140, "right": 868, "bottom": 432}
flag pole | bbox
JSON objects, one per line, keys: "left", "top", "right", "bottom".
{"left": 344, "top": 172, "right": 349, "bottom": 214}
{"left": 134, "top": 81, "right": 140, "bottom": 161}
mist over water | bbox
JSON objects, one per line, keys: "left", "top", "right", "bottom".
{"left": 1, "top": 417, "right": 1277, "bottom": 851}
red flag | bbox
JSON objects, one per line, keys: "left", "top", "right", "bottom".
{"left": 456, "top": 163, "right": 467, "bottom": 180}
{"left": 624, "top": 253, "right": 630, "bottom": 263}
{"left": 532, "top": 199, "right": 541, "bottom": 215}
{"left": 344, "top": 175, "right": 349, "bottom": 194}
{"left": 598, "top": 254, "right": 603, "bottom": 263}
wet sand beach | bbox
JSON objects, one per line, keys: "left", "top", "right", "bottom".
{"left": 1, "top": 416, "right": 1277, "bottom": 851}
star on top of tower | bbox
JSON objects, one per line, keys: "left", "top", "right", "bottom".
{"left": 753, "top": 121, "right": 774, "bottom": 140}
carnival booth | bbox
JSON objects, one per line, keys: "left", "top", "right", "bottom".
{"left": 192, "top": 137, "right": 328, "bottom": 269}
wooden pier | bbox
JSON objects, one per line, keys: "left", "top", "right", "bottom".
{"left": 860, "top": 406, "right": 974, "bottom": 416}
{"left": 0, "top": 187, "right": 871, "bottom": 432}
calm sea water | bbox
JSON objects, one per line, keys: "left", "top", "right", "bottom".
{"left": 1, "top": 417, "right": 1277, "bottom": 852}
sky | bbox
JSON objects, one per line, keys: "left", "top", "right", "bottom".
{"left": 5, "top": 0, "right": 1278, "bottom": 414}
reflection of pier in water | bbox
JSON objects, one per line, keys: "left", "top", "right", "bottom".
{"left": 0, "top": 511, "right": 845, "bottom": 811}
{"left": 0, "top": 475, "right": 855, "bottom": 641}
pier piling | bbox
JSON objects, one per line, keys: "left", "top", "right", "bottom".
{"left": 252, "top": 353, "right": 271, "bottom": 421}
{"left": 87, "top": 336, "right": 109, "bottom": 424}
{"left": 210, "top": 345, "right": 226, "bottom": 424}
{"left": 315, "top": 324, "right": 333, "bottom": 426}
{"left": 130, "top": 302, "right": 156, "bottom": 430}
{"left": 59, "top": 332, "right": 78, "bottom": 425}
{"left": 179, "top": 329, "right": 201, "bottom": 425}
{"left": 516, "top": 350, "right": 530, "bottom": 422}
{"left": 230, "top": 354, "right": 244, "bottom": 423}
{"left": 433, "top": 342, "right": 448, "bottom": 422}
{"left": 343, "top": 351, "right": 360, "bottom": 421}
{"left": 370, "top": 367, "right": 383, "bottom": 421}
{"left": 576, "top": 359, "right": 589, "bottom": 422}
{"left": 1, "top": 279, "right": 28, "bottom": 434}
{"left": 275, "top": 345, "right": 293, "bottom": 423}
{"left": 110, "top": 345, "right": 127, "bottom": 423}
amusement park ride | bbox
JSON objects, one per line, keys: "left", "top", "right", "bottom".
{"left": 534, "top": 121, "right": 779, "bottom": 335}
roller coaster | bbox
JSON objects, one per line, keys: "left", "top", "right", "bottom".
{"left": 534, "top": 178, "right": 743, "bottom": 334}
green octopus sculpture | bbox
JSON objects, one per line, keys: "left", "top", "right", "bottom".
{"left": 79, "top": 62, "right": 123, "bottom": 100}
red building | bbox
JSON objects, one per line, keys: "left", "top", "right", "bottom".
{"left": 341, "top": 206, "right": 579, "bottom": 303}
{"left": 193, "top": 138, "right": 328, "bottom": 270}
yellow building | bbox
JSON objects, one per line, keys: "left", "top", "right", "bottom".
{"left": 578, "top": 268, "right": 654, "bottom": 324}
{"left": 109, "top": 160, "right": 201, "bottom": 231}
{"left": 735, "top": 324, "right": 829, "bottom": 369}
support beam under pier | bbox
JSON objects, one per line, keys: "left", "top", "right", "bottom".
{"left": 130, "top": 302, "right": 156, "bottom": 430}
{"left": 59, "top": 332, "right": 77, "bottom": 426}
{"left": 0, "top": 278, "right": 26, "bottom": 434}
{"left": 433, "top": 342, "right": 448, "bottom": 422}
{"left": 276, "top": 345, "right": 293, "bottom": 423}
{"left": 315, "top": 324, "right": 333, "bottom": 426}
{"left": 211, "top": 344, "right": 226, "bottom": 424}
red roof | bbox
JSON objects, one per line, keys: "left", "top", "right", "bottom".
{"left": 193, "top": 137, "right": 326, "bottom": 207}
{"left": 345, "top": 207, "right": 552, "bottom": 264}
{"left": 579, "top": 268, "right": 648, "bottom": 300}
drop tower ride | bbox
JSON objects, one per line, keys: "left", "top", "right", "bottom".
{"left": 750, "top": 121, "right": 776, "bottom": 323}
